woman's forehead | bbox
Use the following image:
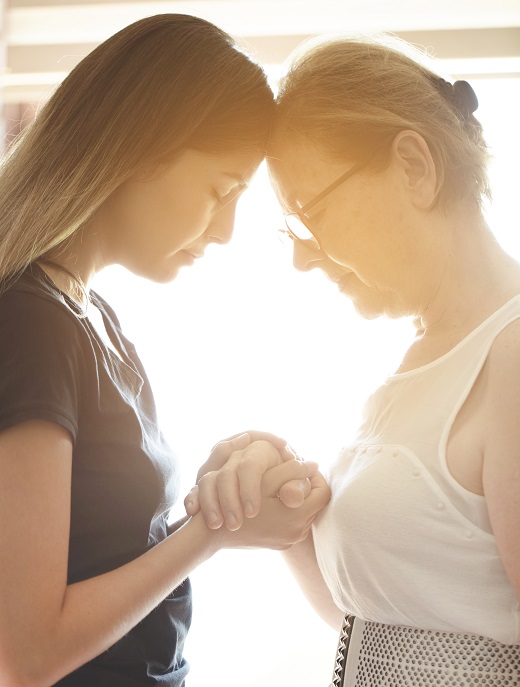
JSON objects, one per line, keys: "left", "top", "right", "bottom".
{"left": 267, "top": 154, "right": 307, "bottom": 211}
{"left": 267, "top": 139, "right": 340, "bottom": 209}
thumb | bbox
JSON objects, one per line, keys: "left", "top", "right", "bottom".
{"left": 184, "top": 484, "right": 200, "bottom": 516}
{"left": 277, "top": 477, "right": 312, "bottom": 508}
{"left": 262, "top": 460, "right": 317, "bottom": 497}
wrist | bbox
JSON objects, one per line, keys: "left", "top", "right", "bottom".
{"left": 167, "top": 514, "right": 190, "bottom": 536}
{"left": 184, "top": 512, "right": 225, "bottom": 557}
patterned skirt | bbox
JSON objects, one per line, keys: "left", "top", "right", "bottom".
{"left": 330, "top": 616, "right": 520, "bottom": 687}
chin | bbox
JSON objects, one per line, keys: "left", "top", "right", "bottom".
{"left": 129, "top": 261, "right": 184, "bottom": 285}
{"left": 341, "top": 280, "right": 400, "bottom": 321}
{"left": 351, "top": 299, "right": 385, "bottom": 320}
{"left": 354, "top": 296, "right": 408, "bottom": 321}
{"left": 155, "top": 265, "right": 186, "bottom": 284}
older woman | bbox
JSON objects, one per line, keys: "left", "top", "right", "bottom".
{"left": 191, "top": 37, "right": 520, "bottom": 686}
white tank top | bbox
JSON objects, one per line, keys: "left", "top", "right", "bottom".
{"left": 314, "top": 295, "right": 520, "bottom": 646}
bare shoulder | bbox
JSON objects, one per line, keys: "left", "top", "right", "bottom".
{"left": 490, "top": 315, "right": 520, "bottom": 349}
{"left": 485, "top": 317, "right": 520, "bottom": 407}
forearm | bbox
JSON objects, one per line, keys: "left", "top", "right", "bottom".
{"left": 282, "top": 531, "right": 344, "bottom": 630}
{"left": 10, "top": 515, "right": 216, "bottom": 687}
{"left": 167, "top": 513, "right": 190, "bottom": 535}
{"left": 4, "top": 425, "right": 327, "bottom": 687}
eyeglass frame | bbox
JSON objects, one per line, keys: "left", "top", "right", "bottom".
{"left": 282, "top": 156, "right": 371, "bottom": 252}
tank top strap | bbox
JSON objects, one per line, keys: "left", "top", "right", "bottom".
{"left": 390, "top": 294, "right": 520, "bottom": 385}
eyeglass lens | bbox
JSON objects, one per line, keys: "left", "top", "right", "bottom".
{"left": 286, "top": 213, "right": 319, "bottom": 242}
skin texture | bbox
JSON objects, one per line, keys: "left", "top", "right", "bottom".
{"left": 0, "top": 147, "right": 332, "bottom": 686}
{"left": 267, "top": 131, "right": 444, "bottom": 321}
{"left": 192, "top": 128, "right": 520, "bottom": 627}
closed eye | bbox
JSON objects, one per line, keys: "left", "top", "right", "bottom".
{"left": 214, "top": 184, "right": 246, "bottom": 207}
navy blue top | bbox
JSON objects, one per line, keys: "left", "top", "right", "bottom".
{"left": 0, "top": 265, "right": 192, "bottom": 685}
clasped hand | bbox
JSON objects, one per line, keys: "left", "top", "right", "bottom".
{"left": 185, "top": 431, "right": 331, "bottom": 550}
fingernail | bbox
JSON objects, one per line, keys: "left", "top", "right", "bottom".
{"left": 208, "top": 512, "right": 222, "bottom": 529}
{"left": 226, "top": 512, "right": 238, "bottom": 529}
{"left": 244, "top": 500, "right": 255, "bottom": 517}
{"left": 185, "top": 499, "right": 193, "bottom": 511}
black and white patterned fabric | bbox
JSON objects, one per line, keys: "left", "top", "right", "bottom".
{"left": 331, "top": 617, "right": 520, "bottom": 687}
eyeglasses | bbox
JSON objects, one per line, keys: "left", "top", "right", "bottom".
{"left": 281, "top": 157, "right": 369, "bottom": 252}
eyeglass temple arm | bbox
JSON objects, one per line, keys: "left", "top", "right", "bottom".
{"left": 299, "top": 158, "right": 368, "bottom": 214}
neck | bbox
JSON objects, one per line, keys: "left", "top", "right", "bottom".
{"left": 36, "top": 223, "right": 108, "bottom": 313}
{"left": 416, "top": 210, "right": 520, "bottom": 339}
{"left": 39, "top": 222, "right": 108, "bottom": 289}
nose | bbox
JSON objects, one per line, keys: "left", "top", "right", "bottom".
{"left": 206, "top": 199, "right": 238, "bottom": 246}
{"left": 292, "top": 238, "right": 324, "bottom": 272}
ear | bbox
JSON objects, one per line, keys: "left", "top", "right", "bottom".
{"left": 391, "top": 130, "right": 437, "bottom": 209}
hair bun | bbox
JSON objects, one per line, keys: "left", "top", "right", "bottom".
{"left": 438, "top": 78, "right": 478, "bottom": 119}
{"left": 453, "top": 80, "right": 479, "bottom": 117}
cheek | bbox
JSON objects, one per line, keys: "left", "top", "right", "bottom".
{"left": 134, "top": 187, "right": 211, "bottom": 250}
{"left": 327, "top": 190, "right": 394, "bottom": 261}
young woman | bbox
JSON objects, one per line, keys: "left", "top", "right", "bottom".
{"left": 190, "top": 36, "right": 520, "bottom": 685}
{"left": 0, "top": 15, "right": 330, "bottom": 687}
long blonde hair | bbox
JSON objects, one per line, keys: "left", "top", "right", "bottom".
{"left": 274, "top": 36, "right": 490, "bottom": 209}
{"left": 0, "top": 14, "right": 274, "bottom": 288}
